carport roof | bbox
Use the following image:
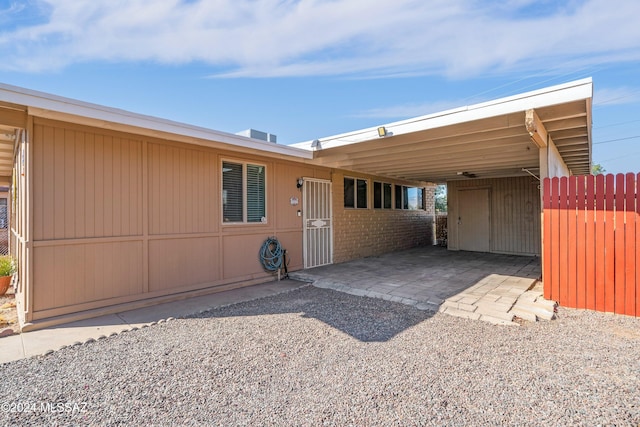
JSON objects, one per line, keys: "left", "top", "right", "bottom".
{"left": 0, "top": 78, "right": 592, "bottom": 185}
{"left": 292, "top": 78, "right": 593, "bottom": 183}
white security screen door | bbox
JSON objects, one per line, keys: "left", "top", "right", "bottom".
{"left": 303, "top": 178, "right": 333, "bottom": 268}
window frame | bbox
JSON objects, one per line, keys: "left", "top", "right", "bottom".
{"left": 221, "top": 159, "right": 267, "bottom": 224}
{"left": 394, "top": 185, "right": 425, "bottom": 210}
{"left": 344, "top": 176, "right": 368, "bottom": 209}
{"left": 373, "top": 181, "right": 392, "bottom": 209}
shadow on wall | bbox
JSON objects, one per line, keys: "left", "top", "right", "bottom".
{"left": 186, "top": 286, "right": 434, "bottom": 343}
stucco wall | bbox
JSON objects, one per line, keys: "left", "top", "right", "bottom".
{"left": 332, "top": 170, "right": 436, "bottom": 263}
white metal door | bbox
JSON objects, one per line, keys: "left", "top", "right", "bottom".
{"left": 303, "top": 178, "right": 333, "bottom": 268}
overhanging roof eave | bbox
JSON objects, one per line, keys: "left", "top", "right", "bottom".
{"left": 0, "top": 82, "right": 313, "bottom": 160}
{"left": 293, "top": 78, "right": 593, "bottom": 153}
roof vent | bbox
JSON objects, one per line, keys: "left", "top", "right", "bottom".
{"left": 236, "top": 129, "right": 277, "bottom": 143}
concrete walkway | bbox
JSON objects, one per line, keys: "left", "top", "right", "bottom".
{"left": 0, "top": 279, "right": 304, "bottom": 364}
{"left": 291, "top": 246, "right": 555, "bottom": 326}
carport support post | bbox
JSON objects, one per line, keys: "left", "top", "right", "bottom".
{"left": 526, "top": 109, "right": 549, "bottom": 295}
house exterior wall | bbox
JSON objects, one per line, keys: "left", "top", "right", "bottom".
{"left": 331, "top": 169, "right": 436, "bottom": 263}
{"left": 11, "top": 127, "right": 30, "bottom": 326}
{"left": 447, "top": 176, "right": 541, "bottom": 256}
{"left": 18, "top": 117, "right": 435, "bottom": 326}
{"left": 547, "top": 139, "right": 570, "bottom": 178}
{"left": 24, "top": 117, "right": 331, "bottom": 323}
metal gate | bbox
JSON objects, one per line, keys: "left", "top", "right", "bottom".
{"left": 303, "top": 178, "right": 333, "bottom": 268}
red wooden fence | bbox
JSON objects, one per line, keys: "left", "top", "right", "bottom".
{"left": 543, "top": 173, "right": 639, "bottom": 317}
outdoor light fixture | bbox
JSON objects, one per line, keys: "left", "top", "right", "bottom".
{"left": 296, "top": 178, "right": 304, "bottom": 188}
{"left": 311, "top": 139, "right": 321, "bottom": 149}
{"left": 377, "top": 126, "right": 387, "bottom": 137}
{"left": 457, "top": 171, "right": 477, "bottom": 178}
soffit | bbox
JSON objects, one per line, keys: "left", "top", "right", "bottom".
{"left": 299, "top": 79, "right": 592, "bottom": 183}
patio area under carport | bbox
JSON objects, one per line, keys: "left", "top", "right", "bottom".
{"left": 290, "top": 246, "right": 553, "bottom": 325}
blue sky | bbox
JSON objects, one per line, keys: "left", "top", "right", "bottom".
{"left": 0, "top": 0, "right": 639, "bottom": 174}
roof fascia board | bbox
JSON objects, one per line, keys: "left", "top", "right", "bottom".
{"left": 585, "top": 97, "right": 593, "bottom": 169}
{"left": 294, "top": 78, "right": 593, "bottom": 151}
{"left": 0, "top": 82, "right": 313, "bottom": 160}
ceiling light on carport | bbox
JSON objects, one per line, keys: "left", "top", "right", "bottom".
{"left": 457, "top": 171, "right": 477, "bottom": 178}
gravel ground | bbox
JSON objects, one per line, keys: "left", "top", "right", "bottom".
{"left": 1, "top": 285, "right": 639, "bottom": 426}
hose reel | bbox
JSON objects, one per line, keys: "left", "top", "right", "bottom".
{"left": 259, "top": 236, "right": 288, "bottom": 279}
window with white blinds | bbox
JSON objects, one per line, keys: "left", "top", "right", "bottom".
{"left": 246, "top": 164, "right": 265, "bottom": 222}
{"left": 222, "top": 161, "right": 266, "bottom": 223}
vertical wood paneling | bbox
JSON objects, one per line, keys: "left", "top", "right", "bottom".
{"left": 64, "top": 128, "right": 75, "bottom": 238}
{"left": 149, "top": 143, "right": 159, "bottom": 235}
{"left": 614, "top": 174, "right": 625, "bottom": 314}
{"left": 447, "top": 176, "right": 540, "bottom": 256}
{"left": 604, "top": 174, "right": 615, "bottom": 313}
{"left": 148, "top": 237, "right": 220, "bottom": 291}
{"left": 53, "top": 127, "right": 65, "bottom": 239}
{"left": 637, "top": 173, "right": 640, "bottom": 316}
{"left": 624, "top": 173, "right": 636, "bottom": 316}
{"left": 558, "top": 177, "right": 569, "bottom": 306}
{"left": 85, "top": 133, "right": 96, "bottom": 237}
{"left": 94, "top": 134, "right": 105, "bottom": 237}
{"left": 33, "top": 242, "right": 144, "bottom": 312}
{"left": 112, "top": 136, "right": 122, "bottom": 236}
{"left": 543, "top": 174, "right": 639, "bottom": 317}
{"left": 550, "top": 177, "right": 560, "bottom": 301}
{"left": 585, "top": 176, "right": 596, "bottom": 310}
{"left": 74, "top": 131, "right": 86, "bottom": 237}
{"left": 543, "top": 179, "right": 552, "bottom": 300}
{"left": 148, "top": 143, "right": 217, "bottom": 235}
{"left": 567, "top": 177, "right": 577, "bottom": 308}
{"left": 576, "top": 176, "right": 587, "bottom": 309}
{"left": 103, "top": 135, "right": 114, "bottom": 237}
{"left": 32, "top": 120, "right": 143, "bottom": 240}
{"left": 594, "top": 175, "right": 605, "bottom": 311}
{"left": 33, "top": 124, "right": 44, "bottom": 240}
{"left": 26, "top": 118, "right": 327, "bottom": 321}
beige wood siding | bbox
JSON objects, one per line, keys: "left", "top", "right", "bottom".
{"left": 11, "top": 127, "right": 30, "bottom": 322}
{"left": 148, "top": 143, "right": 218, "bottom": 235}
{"left": 148, "top": 237, "right": 220, "bottom": 292}
{"left": 448, "top": 176, "right": 540, "bottom": 255}
{"left": 33, "top": 241, "right": 143, "bottom": 312}
{"left": 22, "top": 116, "right": 439, "bottom": 325}
{"left": 32, "top": 120, "right": 143, "bottom": 240}
{"left": 25, "top": 117, "right": 332, "bottom": 322}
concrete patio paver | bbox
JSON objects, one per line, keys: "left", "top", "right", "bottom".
{"left": 291, "top": 246, "right": 556, "bottom": 326}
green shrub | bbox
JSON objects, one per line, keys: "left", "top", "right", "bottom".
{"left": 0, "top": 256, "right": 16, "bottom": 277}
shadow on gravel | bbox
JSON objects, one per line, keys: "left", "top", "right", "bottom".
{"left": 190, "top": 286, "right": 435, "bottom": 342}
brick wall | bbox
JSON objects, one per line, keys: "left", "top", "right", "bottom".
{"left": 332, "top": 171, "right": 436, "bottom": 263}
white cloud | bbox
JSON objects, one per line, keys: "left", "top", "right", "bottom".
{"left": 0, "top": 0, "right": 639, "bottom": 77}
